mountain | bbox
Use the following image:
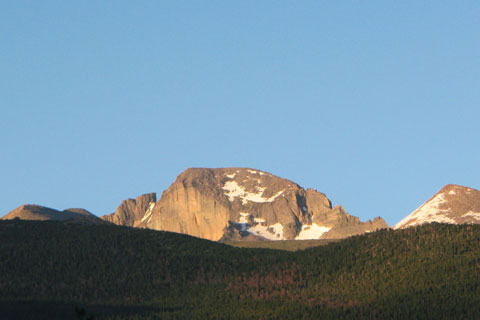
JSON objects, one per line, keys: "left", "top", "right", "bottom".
{"left": 1, "top": 204, "right": 107, "bottom": 225}
{"left": 394, "top": 184, "right": 480, "bottom": 229}
{"left": 101, "top": 193, "right": 156, "bottom": 227}
{"left": 102, "top": 167, "right": 388, "bottom": 241}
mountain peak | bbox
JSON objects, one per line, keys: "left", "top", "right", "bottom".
{"left": 394, "top": 184, "right": 480, "bottom": 229}
{"left": 101, "top": 192, "right": 156, "bottom": 227}
{"left": 2, "top": 204, "right": 106, "bottom": 224}
{"left": 103, "top": 167, "right": 388, "bottom": 241}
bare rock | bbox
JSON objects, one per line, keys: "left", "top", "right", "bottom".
{"left": 106, "top": 168, "right": 388, "bottom": 241}
{"left": 101, "top": 193, "right": 156, "bottom": 227}
{"left": 2, "top": 204, "right": 106, "bottom": 225}
{"left": 394, "top": 184, "right": 480, "bottom": 229}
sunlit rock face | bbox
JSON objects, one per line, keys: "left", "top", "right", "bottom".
{"left": 2, "top": 204, "right": 106, "bottom": 225}
{"left": 103, "top": 168, "right": 388, "bottom": 241}
{"left": 101, "top": 193, "right": 157, "bottom": 227}
{"left": 394, "top": 184, "right": 480, "bottom": 230}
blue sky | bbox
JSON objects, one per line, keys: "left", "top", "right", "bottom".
{"left": 1, "top": 1, "right": 479, "bottom": 226}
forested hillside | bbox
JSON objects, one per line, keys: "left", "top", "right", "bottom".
{"left": 1, "top": 220, "right": 479, "bottom": 319}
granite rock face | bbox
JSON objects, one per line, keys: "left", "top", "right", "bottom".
{"left": 103, "top": 168, "right": 388, "bottom": 241}
{"left": 394, "top": 184, "right": 480, "bottom": 229}
{"left": 101, "top": 193, "right": 157, "bottom": 227}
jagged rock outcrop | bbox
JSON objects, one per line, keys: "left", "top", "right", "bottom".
{"left": 101, "top": 193, "right": 156, "bottom": 227}
{"left": 394, "top": 184, "right": 480, "bottom": 229}
{"left": 1, "top": 204, "right": 106, "bottom": 225}
{"left": 104, "top": 168, "right": 388, "bottom": 241}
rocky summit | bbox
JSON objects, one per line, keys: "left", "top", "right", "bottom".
{"left": 101, "top": 193, "right": 157, "bottom": 227}
{"left": 394, "top": 184, "right": 480, "bottom": 229}
{"left": 1, "top": 204, "right": 106, "bottom": 225}
{"left": 102, "top": 168, "right": 388, "bottom": 241}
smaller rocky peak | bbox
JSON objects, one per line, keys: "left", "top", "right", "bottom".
{"left": 315, "top": 205, "right": 360, "bottom": 227}
{"left": 134, "top": 193, "right": 157, "bottom": 210}
{"left": 2, "top": 204, "right": 106, "bottom": 224}
{"left": 394, "top": 184, "right": 480, "bottom": 229}
{"left": 101, "top": 192, "right": 157, "bottom": 227}
{"left": 304, "top": 188, "right": 333, "bottom": 215}
{"left": 372, "top": 216, "right": 388, "bottom": 226}
{"left": 361, "top": 217, "right": 389, "bottom": 231}
{"left": 2, "top": 205, "right": 63, "bottom": 221}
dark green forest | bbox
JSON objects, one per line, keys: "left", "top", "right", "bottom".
{"left": 1, "top": 220, "right": 480, "bottom": 319}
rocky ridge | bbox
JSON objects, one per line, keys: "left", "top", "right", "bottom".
{"left": 394, "top": 184, "right": 480, "bottom": 229}
{"left": 102, "top": 168, "right": 388, "bottom": 241}
{"left": 101, "top": 193, "right": 157, "bottom": 227}
{"left": 1, "top": 204, "right": 106, "bottom": 225}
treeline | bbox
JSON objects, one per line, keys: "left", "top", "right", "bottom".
{"left": 0, "top": 220, "right": 479, "bottom": 319}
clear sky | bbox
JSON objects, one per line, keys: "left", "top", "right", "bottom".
{"left": 1, "top": 1, "right": 479, "bottom": 226}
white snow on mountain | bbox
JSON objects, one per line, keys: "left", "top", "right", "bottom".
{"left": 462, "top": 211, "right": 480, "bottom": 221}
{"left": 141, "top": 202, "right": 156, "bottom": 223}
{"left": 394, "top": 192, "right": 455, "bottom": 229}
{"left": 248, "top": 221, "right": 284, "bottom": 240}
{"left": 295, "top": 223, "right": 331, "bottom": 240}
{"left": 235, "top": 213, "right": 284, "bottom": 240}
{"left": 238, "top": 212, "right": 250, "bottom": 231}
{"left": 222, "top": 181, "right": 283, "bottom": 204}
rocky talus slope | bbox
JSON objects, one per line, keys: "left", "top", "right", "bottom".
{"left": 394, "top": 184, "right": 480, "bottom": 229}
{"left": 103, "top": 168, "right": 388, "bottom": 241}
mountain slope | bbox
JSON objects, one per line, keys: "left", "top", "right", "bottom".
{"left": 102, "top": 167, "right": 388, "bottom": 240}
{"left": 394, "top": 184, "right": 480, "bottom": 229}
{"left": 1, "top": 204, "right": 106, "bottom": 225}
{"left": 101, "top": 193, "right": 156, "bottom": 227}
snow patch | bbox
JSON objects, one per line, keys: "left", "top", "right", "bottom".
{"left": 269, "top": 223, "right": 284, "bottom": 239}
{"left": 234, "top": 213, "right": 284, "bottom": 240}
{"left": 226, "top": 173, "right": 236, "bottom": 179}
{"left": 238, "top": 212, "right": 250, "bottom": 231}
{"left": 222, "top": 181, "right": 284, "bottom": 204}
{"left": 394, "top": 192, "right": 455, "bottom": 229}
{"left": 141, "top": 202, "right": 156, "bottom": 223}
{"left": 295, "top": 223, "right": 331, "bottom": 240}
{"left": 247, "top": 169, "right": 266, "bottom": 176}
{"left": 462, "top": 211, "right": 480, "bottom": 221}
{"left": 449, "top": 190, "right": 456, "bottom": 195}
{"left": 248, "top": 221, "right": 284, "bottom": 240}
{"left": 222, "top": 181, "right": 247, "bottom": 202}
{"left": 267, "top": 190, "right": 284, "bottom": 201}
